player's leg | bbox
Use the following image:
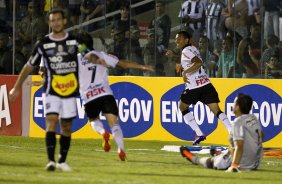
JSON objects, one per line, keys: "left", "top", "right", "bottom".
{"left": 43, "top": 94, "right": 60, "bottom": 171}
{"left": 180, "top": 146, "right": 213, "bottom": 169}
{"left": 56, "top": 97, "right": 77, "bottom": 171}
{"left": 179, "top": 89, "right": 205, "bottom": 145}
{"left": 45, "top": 114, "right": 59, "bottom": 171}
{"left": 102, "top": 95, "right": 126, "bottom": 161}
{"left": 201, "top": 83, "right": 231, "bottom": 133}
{"left": 89, "top": 117, "right": 111, "bottom": 152}
{"left": 207, "top": 103, "right": 231, "bottom": 133}
{"left": 84, "top": 98, "right": 110, "bottom": 152}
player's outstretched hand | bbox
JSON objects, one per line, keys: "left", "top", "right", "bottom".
{"left": 142, "top": 65, "right": 155, "bottom": 72}
{"left": 225, "top": 166, "right": 241, "bottom": 173}
{"left": 9, "top": 87, "right": 20, "bottom": 102}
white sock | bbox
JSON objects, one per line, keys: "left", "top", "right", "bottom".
{"left": 90, "top": 119, "right": 105, "bottom": 135}
{"left": 183, "top": 112, "right": 204, "bottom": 136}
{"left": 111, "top": 124, "right": 125, "bottom": 152}
{"left": 218, "top": 113, "right": 231, "bottom": 133}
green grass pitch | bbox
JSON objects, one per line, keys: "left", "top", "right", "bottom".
{"left": 0, "top": 136, "right": 281, "bottom": 184}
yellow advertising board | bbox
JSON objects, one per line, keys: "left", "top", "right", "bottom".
{"left": 30, "top": 76, "right": 282, "bottom": 147}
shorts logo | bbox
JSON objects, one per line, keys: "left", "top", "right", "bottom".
{"left": 103, "top": 82, "right": 153, "bottom": 138}
{"left": 160, "top": 84, "right": 217, "bottom": 140}
{"left": 33, "top": 88, "right": 88, "bottom": 134}
{"left": 226, "top": 84, "right": 282, "bottom": 142}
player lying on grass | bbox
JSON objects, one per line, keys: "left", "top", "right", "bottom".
{"left": 180, "top": 93, "right": 263, "bottom": 172}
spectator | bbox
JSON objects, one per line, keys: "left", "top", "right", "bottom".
{"left": 107, "top": 27, "right": 129, "bottom": 76}
{"left": 80, "top": 0, "right": 105, "bottom": 32}
{"left": 43, "top": 0, "right": 58, "bottom": 15}
{"left": 149, "top": 1, "right": 171, "bottom": 52}
{"left": 216, "top": 36, "right": 237, "bottom": 78}
{"left": 0, "top": 32, "right": 12, "bottom": 74}
{"left": 178, "top": 0, "right": 206, "bottom": 46}
{"left": 260, "top": 35, "right": 279, "bottom": 70}
{"left": 263, "top": 0, "right": 280, "bottom": 40}
{"left": 17, "top": 1, "right": 48, "bottom": 59}
{"left": 0, "top": 0, "right": 8, "bottom": 19}
{"left": 143, "top": 29, "right": 164, "bottom": 76}
{"left": 246, "top": 0, "right": 260, "bottom": 28}
{"left": 68, "top": 0, "right": 81, "bottom": 29}
{"left": 112, "top": 3, "right": 137, "bottom": 40}
{"left": 205, "top": 0, "right": 226, "bottom": 50}
{"left": 237, "top": 24, "right": 262, "bottom": 78}
{"left": 198, "top": 35, "right": 213, "bottom": 76}
{"left": 223, "top": 0, "right": 248, "bottom": 39}
{"left": 149, "top": 0, "right": 171, "bottom": 76}
{"left": 127, "top": 25, "right": 144, "bottom": 76}
{"left": 265, "top": 50, "right": 282, "bottom": 79}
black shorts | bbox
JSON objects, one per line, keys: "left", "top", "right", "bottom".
{"left": 84, "top": 95, "right": 118, "bottom": 119}
{"left": 180, "top": 83, "right": 220, "bottom": 105}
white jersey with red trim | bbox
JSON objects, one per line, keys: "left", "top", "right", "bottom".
{"left": 78, "top": 50, "right": 119, "bottom": 104}
{"left": 181, "top": 45, "right": 210, "bottom": 90}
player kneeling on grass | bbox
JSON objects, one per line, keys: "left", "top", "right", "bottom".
{"left": 180, "top": 93, "right": 263, "bottom": 172}
{"left": 77, "top": 32, "right": 154, "bottom": 161}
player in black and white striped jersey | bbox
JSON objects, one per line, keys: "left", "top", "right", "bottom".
{"left": 205, "top": 0, "right": 226, "bottom": 50}
{"left": 178, "top": 0, "right": 207, "bottom": 45}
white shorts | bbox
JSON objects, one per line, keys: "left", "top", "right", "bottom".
{"left": 43, "top": 94, "right": 77, "bottom": 119}
{"left": 213, "top": 150, "right": 232, "bottom": 170}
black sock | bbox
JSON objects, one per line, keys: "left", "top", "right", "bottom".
{"left": 58, "top": 135, "right": 71, "bottom": 163}
{"left": 45, "top": 132, "right": 56, "bottom": 162}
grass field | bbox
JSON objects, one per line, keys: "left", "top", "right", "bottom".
{"left": 0, "top": 136, "right": 281, "bottom": 184}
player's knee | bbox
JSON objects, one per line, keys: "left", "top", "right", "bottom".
{"left": 206, "top": 158, "right": 214, "bottom": 169}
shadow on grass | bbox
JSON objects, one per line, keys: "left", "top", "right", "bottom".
{"left": 109, "top": 171, "right": 279, "bottom": 182}
{"left": 128, "top": 159, "right": 185, "bottom": 166}
{"left": 0, "top": 161, "right": 40, "bottom": 167}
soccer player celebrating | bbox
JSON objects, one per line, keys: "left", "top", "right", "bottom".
{"left": 77, "top": 32, "right": 154, "bottom": 161}
{"left": 180, "top": 93, "right": 263, "bottom": 172}
{"left": 175, "top": 31, "right": 231, "bottom": 145}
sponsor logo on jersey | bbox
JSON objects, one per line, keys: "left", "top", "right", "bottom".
{"left": 49, "top": 56, "right": 63, "bottom": 63}
{"left": 66, "top": 40, "right": 77, "bottom": 45}
{"left": 32, "top": 88, "right": 88, "bottom": 134}
{"left": 104, "top": 82, "right": 153, "bottom": 138}
{"left": 226, "top": 84, "right": 282, "bottom": 142}
{"left": 160, "top": 84, "right": 217, "bottom": 140}
{"left": 43, "top": 43, "right": 56, "bottom": 49}
{"left": 52, "top": 73, "right": 78, "bottom": 96}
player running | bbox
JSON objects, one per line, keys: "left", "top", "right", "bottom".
{"left": 175, "top": 30, "right": 231, "bottom": 145}
{"left": 77, "top": 32, "right": 154, "bottom": 161}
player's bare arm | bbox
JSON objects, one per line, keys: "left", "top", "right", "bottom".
{"left": 226, "top": 140, "right": 244, "bottom": 172}
{"left": 9, "top": 64, "right": 34, "bottom": 102}
{"left": 182, "top": 56, "right": 203, "bottom": 82}
{"left": 84, "top": 52, "right": 108, "bottom": 67}
{"left": 117, "top": 60, "right": 155, "bottom": 72}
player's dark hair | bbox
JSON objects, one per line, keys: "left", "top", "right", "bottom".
{"left": 77, "top": 32, "right": 94, "bottom": 50}
{"left": 48, "top": 8, "right": 65, "bottom": 19}
{"left": 177, "top": 31, "right": 191, "bottom": 39}
{"left": 236, "top": 93, "right": 253, "bottom": 114}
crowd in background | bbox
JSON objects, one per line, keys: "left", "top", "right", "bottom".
{"left": 0, "top": 0, "right": 281, "bottom": 79}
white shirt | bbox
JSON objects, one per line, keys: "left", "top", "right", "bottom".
{"left": 230, "top": 114, "right": 263, "bottom": 170}
{"left": 181, "top": 45, "right": 210, "bottom": 90}
{"left": 78, "top": 50, "right": 119, "bottom": 104}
